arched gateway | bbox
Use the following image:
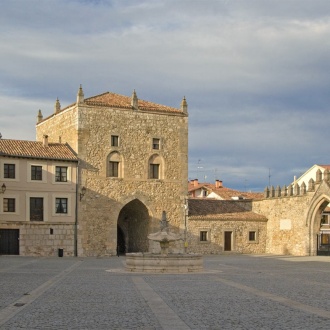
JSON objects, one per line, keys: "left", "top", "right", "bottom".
{"left": 117, "top": 199, "right": 151, "bottom": 254}
{"left": 306, "top": 181, "right": 330, "bottom": 256}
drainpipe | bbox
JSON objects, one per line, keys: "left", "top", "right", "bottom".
{"left": 74, "top": 163, "right": 79, "bottom": 257}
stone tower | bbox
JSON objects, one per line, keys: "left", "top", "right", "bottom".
{"left": 36, "top": 86, "right": 188, "bottom": 256}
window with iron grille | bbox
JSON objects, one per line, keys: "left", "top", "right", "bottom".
{"left": 55, "top": 166, "right": 67, "bottom": 182}
{"left": 55, "top": 198, "right": 68, "bottom": 214}
{"left": 150, "top": 164, "right": 159, "bottom": 179}
{"left": 111, "top": 135, "right": 119, "bottom": 147}
{"left": 109, "top": 161, "right": 119, "bottom": 177}
{"left": 31, "top": 165, "right": 42, "bottom": 180}
{"left": 200, "top": 231, "right": 208, "bottom": 241}
{"left": 30, "top": 197, "right": 43, "bottom": 221}
{"left": 3, "top": 198, "right": 15, "bottom": 212}
{"left": 4, "top": 164, "right": 15, "bottom": 178}
{"left": 152, "top": 138, "right": 160, "bottom": 150}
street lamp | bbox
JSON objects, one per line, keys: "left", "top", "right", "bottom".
{"left": 0, "top": 183, "right": 6, "bottom": 194}
{"left": 80, "top": 186, "right": 86, "bottom": 201}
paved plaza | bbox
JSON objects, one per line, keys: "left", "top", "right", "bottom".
{"left": 1, "top": 254, "right": 330, "bottom": 329}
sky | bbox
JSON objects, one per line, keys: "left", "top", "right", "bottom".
{"left": 1, "top": 0, "right": 330, "bottom": 192}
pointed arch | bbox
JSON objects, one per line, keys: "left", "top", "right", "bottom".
{"left": 306, "top": 180, "right": 330, "bottom": 255}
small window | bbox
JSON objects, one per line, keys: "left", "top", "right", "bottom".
{"left": 55, "top": 166, "right": 67, "bottom": 182}
{"left": 321, "top": 214, "right": 329, "bottom": 225}
{"left": 3, "top": 198, "right": 15, "bottom": 212}
{"left": 109, "top": 161, "right": 119, "bottom": 177}
{"left": 30, "top": 197, "right": 44, "bottom": 221}
{"left": 200, "top": 231, "right": 208, "bottom": 241}
{"left": 321, "top": 233, "right": 330, "bottom": 245}
{"left": 4, "top": 164, "right": 15, "bottom": 179}
{"left": 111, "top": 135, "right": 119, "bottom": 147}
{"left": 150, "top": 164, "right": 159, "bottom": 179}
{"left": 55, "top": 198, "right": 68, "bottom": 214}
{"left": 152, "top": 138, "right": 160, "bottom": 150}
{"left": 31, "top": 165, "right": 42, "bottom": 180}
{"left": 249, "top": 231, "right": 256, "bottom": 242}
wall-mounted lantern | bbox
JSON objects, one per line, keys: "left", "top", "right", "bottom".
{"left": 80, "top": 186, "right": 86, "bottom": 201}
{"left": 0, "top": 183, "right": 6, "bottom": 194}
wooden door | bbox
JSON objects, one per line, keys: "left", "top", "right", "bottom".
{"left": 0, "top": 229, "right": 19, "bottom": 255}
{"left": 224, "top": 231, "right": 232, "bottom": 251}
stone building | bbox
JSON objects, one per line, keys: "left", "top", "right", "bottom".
{"left": 0, "top": 137, "right": 78, "bottom": 256}
{"left": 36, "top": 86, "right": 188, "bottom": 256}
{"left": 187, "top": 199, "right": 267, "bottom": 254}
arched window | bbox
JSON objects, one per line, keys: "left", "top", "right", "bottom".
{"left": 107, "top": 152, "right": 123, "bottom": 178}
{"left": 148, "top": 154, "right": 164, "bottom": 179}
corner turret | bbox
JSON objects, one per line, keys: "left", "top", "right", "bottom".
{"left": 181, "top": 96, "right": 188, "bottom": 114}
{"left": 77, "top": 84, "right": 84, "bottom": 105}
{"left": 37, "top": 109, "right": 43, "bottom": 123}
{"left": 131, "top": 89, "right": 138, "bottom": 110}
{"left": 54, "top": 98, "right": 61, "bottom": 113}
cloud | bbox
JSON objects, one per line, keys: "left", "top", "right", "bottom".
{"left": 1, "top": 0, "right": 330, "bottom": 191}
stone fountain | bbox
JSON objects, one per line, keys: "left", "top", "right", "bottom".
{"left": 125, "top": 211, "right": 203, "bottom": 273}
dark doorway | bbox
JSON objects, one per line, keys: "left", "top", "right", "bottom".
{"left": 117, "top": 225, "right": 126, "bottom": 255}
{"left": 117, "top": 199, "right": 150, "bottom": 253}
{"left": 224, "top": 231, "right": 232, "bottom": 251}
{"left": 0, "top": 229, "right": 19, "bottom": 255}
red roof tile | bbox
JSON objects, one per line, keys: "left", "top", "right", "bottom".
{"left": 84, "top": 92, "right": 183, "bottom": 114}
{"left": 188, "top": 199, "right": 267, "bottom": 221}
{"left": 0, "top": 139, "right": 78, "bottom": 161}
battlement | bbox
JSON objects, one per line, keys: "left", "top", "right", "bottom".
{"left": 264, "top": 168, "right": 330, "bottom": 198}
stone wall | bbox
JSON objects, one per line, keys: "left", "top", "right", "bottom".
{"left": 252, "top": 194, "right": 314, "bottom": 255}
{"left": 187, "top": 218, "right": 267, "bottom": 254}
{"left": 0, "top": 222, "right": 74, "bottom": 256}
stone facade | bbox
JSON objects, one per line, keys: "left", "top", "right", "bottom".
{"left": 36, "top": 87, "right": 188, "bottom": 256}
{"left": 187, "top": 199, "right": 267, "bottom": 254}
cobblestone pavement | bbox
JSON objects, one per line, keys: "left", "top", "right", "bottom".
{"left": 1, "top": 254, "right": 330, "bottom": 329}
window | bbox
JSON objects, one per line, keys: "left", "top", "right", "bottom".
{"left": 249, "top": 231, "right": 257, "bottom": 242}
{"left": 31, "top": 165, "right": 42, "bottom": 180}
{"left": 200, "top": 231, "right": 208, "bottom": 241}
{"left": 152, "top": 138, "right": 160, "bottom": 150}
{"left": 321, "top": 233, "right": 330, "bottom": 245}
{"left": 3, "top": 198, "right": 15, "bottom": 212}
{"left": 111, "top": 135, "right": 119, "bottom": 147}
{"left": 109, "top": 161, "right": 119, "bottom": 177}
{"left": 4, "top": 164, "right": 15, "bottom": 179}
{"left": 55, "top": 166, "right": 67, "bottom": 182}
{"left": 150, "top": 164, "right": 159, "bottom": 179}
{"left": 321, "top": 214, "right": 329, "bottom": 225}
{"left": 55, "top": 198, "right": 68, "bottom": 214}
{"left": 30, "top": 197, "right": 43, "bottom": 221}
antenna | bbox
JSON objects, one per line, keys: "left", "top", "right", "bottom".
{"left": 268, "top": 168, "right": 271, "bottom": 187}
{"left": 197, "top": 159, "right": 203, "bottom": 180}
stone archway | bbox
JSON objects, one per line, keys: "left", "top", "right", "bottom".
{"left": 117, "top": 199, "right": 150, "bottom": 253}
{"left": 306, "top": 181, "right": 330, "bottom": 255}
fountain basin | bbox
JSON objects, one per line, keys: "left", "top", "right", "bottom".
{"left": 125, "top": 252, "right": 203, "bottom": 273}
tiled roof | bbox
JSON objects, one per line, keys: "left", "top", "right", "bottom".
{"left": 0, "top": 139, "right": 78, "bottom": 161}
{"left": 188, "top": 199, "right": 267, "bottom": 221}
{"left": 84, "top": 92, "right": 182, "bottom": 114}
{"left": 188, "top": 182, "right": 263, "bottom": 200}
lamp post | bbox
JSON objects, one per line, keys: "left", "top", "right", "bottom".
{"left": 79, "top": 186, "right": 86, "bottom": 201}
{"left": 183, "top": 197, "right": 188, "bottom": 253}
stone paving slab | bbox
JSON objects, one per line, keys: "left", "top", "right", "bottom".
{"left": 1, "top": 255, "right": 330, "bottom": 329}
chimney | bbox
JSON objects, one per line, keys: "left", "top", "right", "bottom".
{"left": 43, "top": 135, "right": 49, "bottom": 147}
{"left": 215, "top": 180, "right": 223, "bottom": 188}
{"left": 193, "top": 179, "right": 199, "bottom": 187}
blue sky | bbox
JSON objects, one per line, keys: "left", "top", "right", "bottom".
{"left": 1, "top": 0, "right": 330, "bottom": 191}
